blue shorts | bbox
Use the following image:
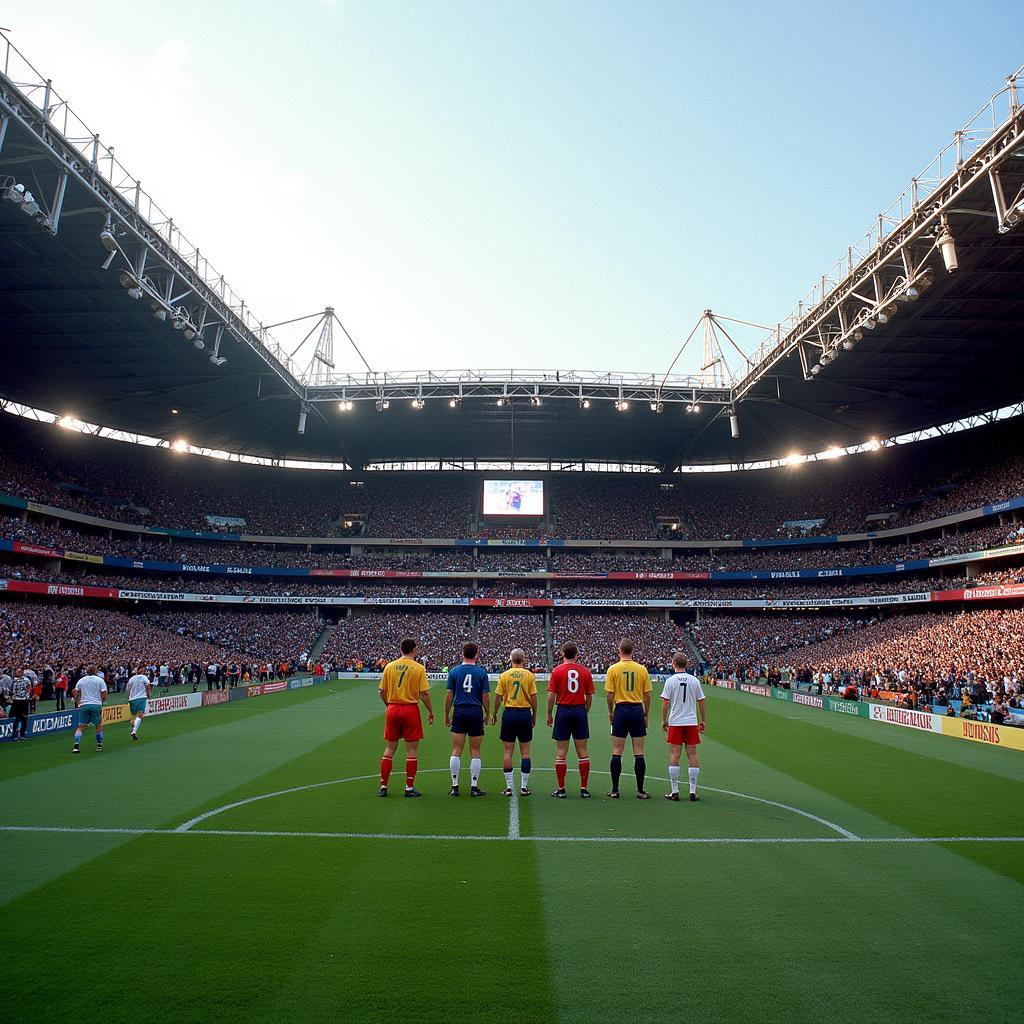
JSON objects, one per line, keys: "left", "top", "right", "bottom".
{"left": 500, "top": 708, "right": 533, "bottom": 744}
{"left": 451, "top": 707, "right": 485, "bottom": 737}
{"left": 611, "top": 703, "right": 647, "bottom": 739}
{"left": 129, "top": 698, "right": 147, "bottom": 715}
{"left": 78, "top": 705, "right": 103, "bottom": 727}
{"left": 552, "top": 705, "right": 589, "bottom": 741}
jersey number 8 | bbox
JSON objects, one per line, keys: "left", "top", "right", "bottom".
{"left": 567, "top": 669, "right": 579, "bottom": 693}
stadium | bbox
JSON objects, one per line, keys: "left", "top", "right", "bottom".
{"left": 1, "top": 11, "right": 1023, "bottom": 1024}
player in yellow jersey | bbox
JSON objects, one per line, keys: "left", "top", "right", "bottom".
{"left": 378, "top": 637, "right": 434, "bottom": 798}
{"left": 491, "top": 648, "right": 538, "bottom": 796}
{"left": 604, "top": 639, "right": 653, "bottom": 799}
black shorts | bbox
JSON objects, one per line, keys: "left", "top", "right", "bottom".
{"left": 450, "top": 707, "right": 485, "bottom": 737}
{"left": 499, "top": 708, "right": 533, "bottom": 744}
{"left": 552, "top": 705, "right": 589, "bottom": 741}
{"left": 611, "top": 703, "right": 647, "bottom": 738}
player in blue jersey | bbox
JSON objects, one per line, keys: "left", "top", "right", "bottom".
{"left": 445, "top": 641, "right": 491, "bottom": 797}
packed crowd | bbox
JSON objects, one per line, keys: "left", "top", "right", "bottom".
{"left": 0, "top": 603, "right": 239, "bottom": 678}
{"left": 769, "top": 609, "right": 1024, "bottom": 712}
{"left": 549, "top": 613, "right": 686, "bottom": 673}
{"left": 474, "top": 613, "right": 548, "bottom": 669}
{"left": 4, "top": 410, "right": 1024, "bottom": 542}
{"left": 690, "top": 614, "right": 864, "bottom": 668}
{"left": 322, "top": 612, "right": 472, "bottom": 671}
{"left": 4, "top": 509, "right": 1020, "bottom": 587}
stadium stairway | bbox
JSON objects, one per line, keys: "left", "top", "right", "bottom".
{"left": 680, "top": 626, "right": 704, "bottom": 670}
{"left": 309, "top": 620, "right": 337, "bottom": 663}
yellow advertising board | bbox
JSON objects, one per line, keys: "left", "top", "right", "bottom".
{"left": 64, "top": 550, "right": 104, "bottom": 564}
{"left": 939, "top": 716, "right": 1024, "bottom": 751}
{"left": 101, "top": 703, "right": 132, "bottom": 726}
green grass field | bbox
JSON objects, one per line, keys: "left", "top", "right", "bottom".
{"left": 3, "top": 680, "right": 1023, "bottom": 1023}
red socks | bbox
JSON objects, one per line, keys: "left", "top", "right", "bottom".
{"left": 555, "top": 759, "right": 567, "bottom": 788}
{"left": 405, "top": 757, "right": 418, "bottom": 789}
{"left": 380, "top": 754, "right": 393, "bottom": 787}
{"left": 579, "top": 758, "right": 590, "bottom": 789}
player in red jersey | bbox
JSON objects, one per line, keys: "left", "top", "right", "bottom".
{"left": 546, "top": 641, "right": 595, "bottom": 798}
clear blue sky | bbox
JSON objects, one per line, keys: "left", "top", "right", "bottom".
{"left": 11, "top": 1, "right": 1022, "bottom": 376}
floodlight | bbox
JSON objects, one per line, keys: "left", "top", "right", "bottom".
{"left": 209, "top": 355, "right": 226, "bottom": 366}
{"left": 99, "top": 228, "right": 117, "bottom": 253}
{"left": 937, "top": 218, "right": 958, "bottom": 272}
{"left": 192, "top": 337, "right": 205, "bottom": 350}
{"left": 171, "top": 439, "right": 189, "bottom": 453}
{"left": 729, "top": 411, "right": 740, "bottom": 438}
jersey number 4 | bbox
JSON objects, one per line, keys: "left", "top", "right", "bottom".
{"left": 463, "top": 677, "right": 474, "bottom": 693}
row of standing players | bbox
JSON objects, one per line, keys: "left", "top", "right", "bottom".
{"left": 377, "top": 638, "right": 707, "bottom": 802}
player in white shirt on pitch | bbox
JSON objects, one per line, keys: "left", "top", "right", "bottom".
{"left": 126, "top": 667, "right": 152, "bottom": 742}
{"left": 72, "top": 666, "right": 108, "bottom": 754}
{"left": 660, "top": 652, "right": 707, "bottom": 801}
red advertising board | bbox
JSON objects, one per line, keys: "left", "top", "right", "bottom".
{"left": 12, "top": 541, "right": 64, "bottom": 558}
{"left": 0, "top": 579, "right": 119, "bottom": 600}
{"left": 932, "top": 583, "right": 1024, "bottom": 602}
{"left": 469, "top": 598, "right": 554, "bottom": 608}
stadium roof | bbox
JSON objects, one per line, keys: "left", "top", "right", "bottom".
{"left": 1, "top": 41, "right": 1023, "bottom": 471}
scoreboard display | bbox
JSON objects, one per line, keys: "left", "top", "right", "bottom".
{"left": 482, "top": 479, "right": 545, "bottom": 517}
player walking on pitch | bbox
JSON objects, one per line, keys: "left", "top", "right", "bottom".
{"left": 446, "top": 642, "right": 490, "bottom": 797}
{"left": 378, "top": 638, "right": 434, "bottom": 798}
{"left": 491, "top": 648, "right": 537, "bottom": 796}
{"left": 605, "top": 639, "right": 653, "bottom": 799}
{"left": 546, "top": 642, "right": 594, "bottom": 799}
{"left": 661, "top": 653, "right": 706, "bottom": 801}
{"left": 126, "top": 666, "right": 151, "bottom": 742}
{"left": 71, "top": 666, "right": 108, "bottom": 753}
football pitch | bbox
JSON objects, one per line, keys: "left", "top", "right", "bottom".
{"left": 3, "top": 680, "right": 1023, "bottom": 1024}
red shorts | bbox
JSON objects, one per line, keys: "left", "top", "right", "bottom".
{"left": 667, "top": 725, "right": 701, "bottom": 746}
{"left": 384, "top": 703, "right": 423, "bottom": 742}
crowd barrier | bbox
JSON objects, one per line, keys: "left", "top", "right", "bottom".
{"left": 0, "top": 676, "right": 326, "bottom": 743}
{"left": 709, "top": 679, "right": 1024, "bottom": 750}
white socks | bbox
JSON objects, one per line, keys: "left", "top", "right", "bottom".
{"left": 521, "top": 770, "right": 530, "bottom": 789}
{"left": 450, "top": 756, "right": 461, "bottom": 786}
{"left": 504, "top": 770, "right": 514, "bottom": 789}
{"left": 668, "top": 764, "right": 680, "bottom": 794}
{"left": 470, "top": 758, "right": 481, "bottom": 787}
{"left": 688, "top": 766, "right": 700, "bottom": 794}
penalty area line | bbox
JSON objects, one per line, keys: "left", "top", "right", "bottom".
{"left": 0, "top": 825, "right": 1023, "bottom": 845}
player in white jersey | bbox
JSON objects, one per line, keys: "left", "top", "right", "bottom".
{"left": 72, "top": 666, "right": 108, "bottom": 753}
{"left": 126, "top": 667, "right": 152, "bottom": 742}
{"left": 660, "top": 652, "right": 706, "bottom": 801}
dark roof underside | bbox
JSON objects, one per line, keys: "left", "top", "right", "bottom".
{"left": 1, "top": 110, "right": 1023, "bottom": 470}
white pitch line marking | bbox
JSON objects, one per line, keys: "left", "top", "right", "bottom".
{"left": 0, "top": 824, "right": 1022, "bottom": 845}
{"left": 508, "top": 784, "right": 521, "bottom": 840}
{"left": 174, "top": 767, "right": 859, "bottom": 840}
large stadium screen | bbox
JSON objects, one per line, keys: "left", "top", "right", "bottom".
{"left": 482, "top": 479, "right": 545, "bottom": 517}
